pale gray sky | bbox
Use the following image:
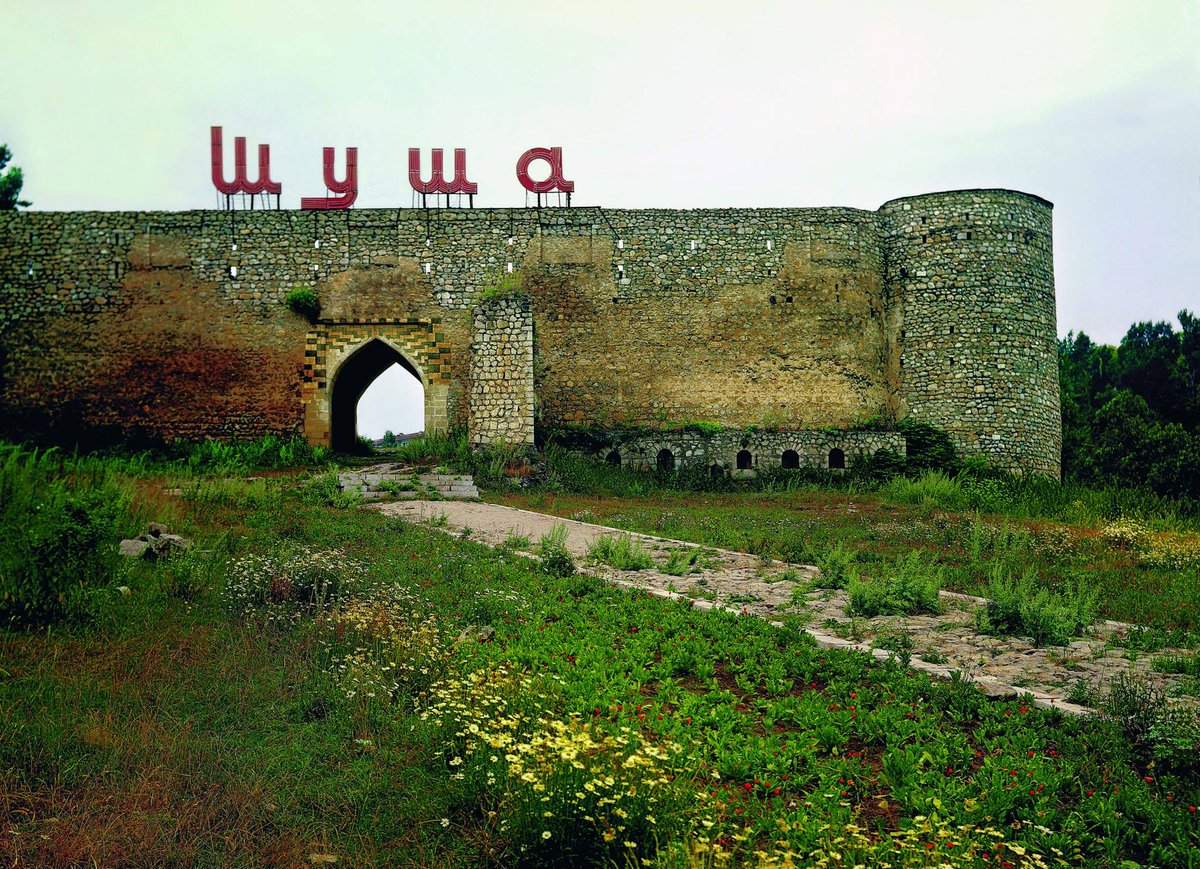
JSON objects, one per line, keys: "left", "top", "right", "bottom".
{"left": 4, "top": 0, "right": 1197, "bottom": 437}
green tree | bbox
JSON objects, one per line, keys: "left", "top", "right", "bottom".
{"left": 1179, "top": 309, "right": 1200, "bottom": 427}
{"left": 0, "top": 145, "right": 31, "bottom": 210}
{"left": 1057, "top": 312, "right": 1200, "bottom": 499}
{"left": 1118, "top": 320, "right": 1189, "bottom": 425}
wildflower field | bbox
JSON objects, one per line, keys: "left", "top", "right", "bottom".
{"left": 1, "top": 445, "right": 1199, "bottom": 866}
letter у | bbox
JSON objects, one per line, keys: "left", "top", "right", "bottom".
{"left": 301, "top": 147, "right": 359, "bottom": 210}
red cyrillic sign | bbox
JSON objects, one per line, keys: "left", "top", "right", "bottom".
{"left": 210, "top": 126, "right": 281, "bottom": 196}
{"left": 408, "top": 148, "right": 478, "bottom": 195}
{"left": 515, "top": 147, "right": 574, "bottom": 194}
{"left": 209, "top": 128, "right": 575, "bottom": 207}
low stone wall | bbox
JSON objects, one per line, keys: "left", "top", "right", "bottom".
{"left": 587, "top": 429, "right": 907, "bottom": 473}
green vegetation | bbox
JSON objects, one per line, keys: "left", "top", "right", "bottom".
{"left": 497, "top": 484, "right": 1200, "bottom": 633}
{"left": 976, "top": 566, "right": 1099, "bottom": 647}
{"left": 285, "top": 286, "right": 320, "bottom": 320}
{"left": 662, "top": 546, "right": 709, "bottom": 576}
{"left": 2, "top": 450, "right": 1198, "bottom": 866}
{"left": 846, "top": 551, "right": 942, "bottom": 617}
{"left": 1152, "top": 650, "right": 1200, "bottom": 677}
{"left": 502, "top": 529, "right": 532, "bottom": 551}
{"left": 812, "top": 542, "right": 858, "bottom": 589}
{"left": 479, "top": 272, "right": 527, "bottom": 303}
{"left": 536, "top": 523, "right": 576, "bottom": 578}
{"left": 173, "top": 433, "right": 330, "bottom": 471}
{"left": 0, "top": 143, "right": 30, "bottom": 210}
{"left": 1061, "top": 311, "right": 1200, "bottom": 499}
{"left": 0, "top": 445, "right": 135, "bottom": 627}
{"left": 587, "top": 533, "right": 655, "bottom": 571}
{"left": 538, "top": 437, "right": 1200, "bottom": 526}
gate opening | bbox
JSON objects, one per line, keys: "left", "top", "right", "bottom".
{"left": 331, "top": 339, "right": 425, "bottom": 452}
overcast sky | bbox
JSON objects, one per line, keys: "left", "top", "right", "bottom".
{"left": 3, "top": 0, "right": 1197, "bottom": 437}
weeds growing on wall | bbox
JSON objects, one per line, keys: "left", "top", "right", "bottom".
{"left": 284, "top": 286, "right": 320, "bottom": 320}
{"left": 478, "top": 271, "right": 527, "bottom": 303}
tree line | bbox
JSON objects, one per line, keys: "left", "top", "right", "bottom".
{"left": 1059, "top": 310, "right": 1200, "bottom": 499}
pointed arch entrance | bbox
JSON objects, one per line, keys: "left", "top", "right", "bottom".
{"left": 301, "top": 322, "right": 458, "bottom": 451}
{"left": 330, "top": 339, "right": 425, "bottom": 451}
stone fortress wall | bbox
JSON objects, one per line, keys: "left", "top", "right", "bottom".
{"left": 603, "top": 430, "right": 909, "bottom": 475}
{"left": 880, "top": 191, "right": 1060, "bottom": 477}
{"left": 0, "top": 189, "right": 1060, "bottom": 476}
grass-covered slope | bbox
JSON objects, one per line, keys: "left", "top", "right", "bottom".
{"left": 1, "top": 444, "right": 1198, "bottom": 866}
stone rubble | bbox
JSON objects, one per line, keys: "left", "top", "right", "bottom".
{"left": 118, "top": 522, "right": 193, "bottom": 559}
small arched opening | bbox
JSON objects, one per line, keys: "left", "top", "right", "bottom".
{"left": 709, "top": 464, "right": 724, "bottom": 480}
{"left": 605, "top": 450, "right": 622, "bottom": 467}
{"left": 828, "top": 447, "right": 846, "bottom": 470}
{"left": 656, "top": 449, "right": 675, "bottom": 473}
{"left": 736, "top": 449, "right": 752, "bottom": 470}
{"left": 331, "top": 339, "right": 425, "bottom": 452}
{"left": 781, "top": 449, "right": 800, "bottom": 469}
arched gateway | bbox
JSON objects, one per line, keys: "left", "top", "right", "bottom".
{"left": 329, "top": 339, "right": 426, "bottom": 452}
{"left": 301, "top": 324, "right": 457, "bottom": 450}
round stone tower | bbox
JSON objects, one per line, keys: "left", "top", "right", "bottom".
{"left": 879, "top": 189, "right": 1060, "bottom": 477}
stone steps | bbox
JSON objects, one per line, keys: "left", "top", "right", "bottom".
{"left": 337, "top": 465, "right": 480, "bottom": 501}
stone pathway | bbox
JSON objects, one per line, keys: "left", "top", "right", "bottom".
{"left": 338, "top": 465, "right": 480, "bottom": 501}
{"left": 375, "top": 500, "right": 1197, "bottom": 715}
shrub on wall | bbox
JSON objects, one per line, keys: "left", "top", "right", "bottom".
{"left": 285, "top": 287, "right": 320, "bottom": 321}
{"left": 480, "top": 273, "right": 528, "bottom": 303}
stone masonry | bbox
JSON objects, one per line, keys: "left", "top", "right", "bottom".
{"left": 604, "top": 430, "right": 907, "bottom": 473}
{"left": 469, "top": 294, "right": 534, "bottom": 446}
{"left": 0, "top": 190, "right": 1060, "bottom": 475}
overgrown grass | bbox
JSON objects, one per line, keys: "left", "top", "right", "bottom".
{"left": 812, "top": 542, "right": 858, "bottom": 589}
{"left": 175, "top": 434, "right": 330, "bottom": 472}
{"left": 587, "top": 533, "right": 655, "bottom": 571}
{"left": 662, "top": 547, "right": 708, "bottom": 576}
{"left": 976, "top": 565, "right": 1099, "bottom": 647}
{"left": 387, "top": 428, "right": 476, "bottom": 468}
{"left": 2, "top": 456, "right": 1199, "bottom": 866}
{"left": 536, "top": 523, "right": 576, "bottom": 578}
{"left": 535, "top": 446, "right": 1200, "bottom": 530}
{"left": 495, "top": 488, "right": 1200, "bottom": 632}
{"left": 0, "top": 445, "right": 139, "bottom": 627}
{"left": 846, "top": 551, "right": 942, "bottom": 617}
{"left": 1152, "top": 650, "right": 1200, "bottom": 677}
